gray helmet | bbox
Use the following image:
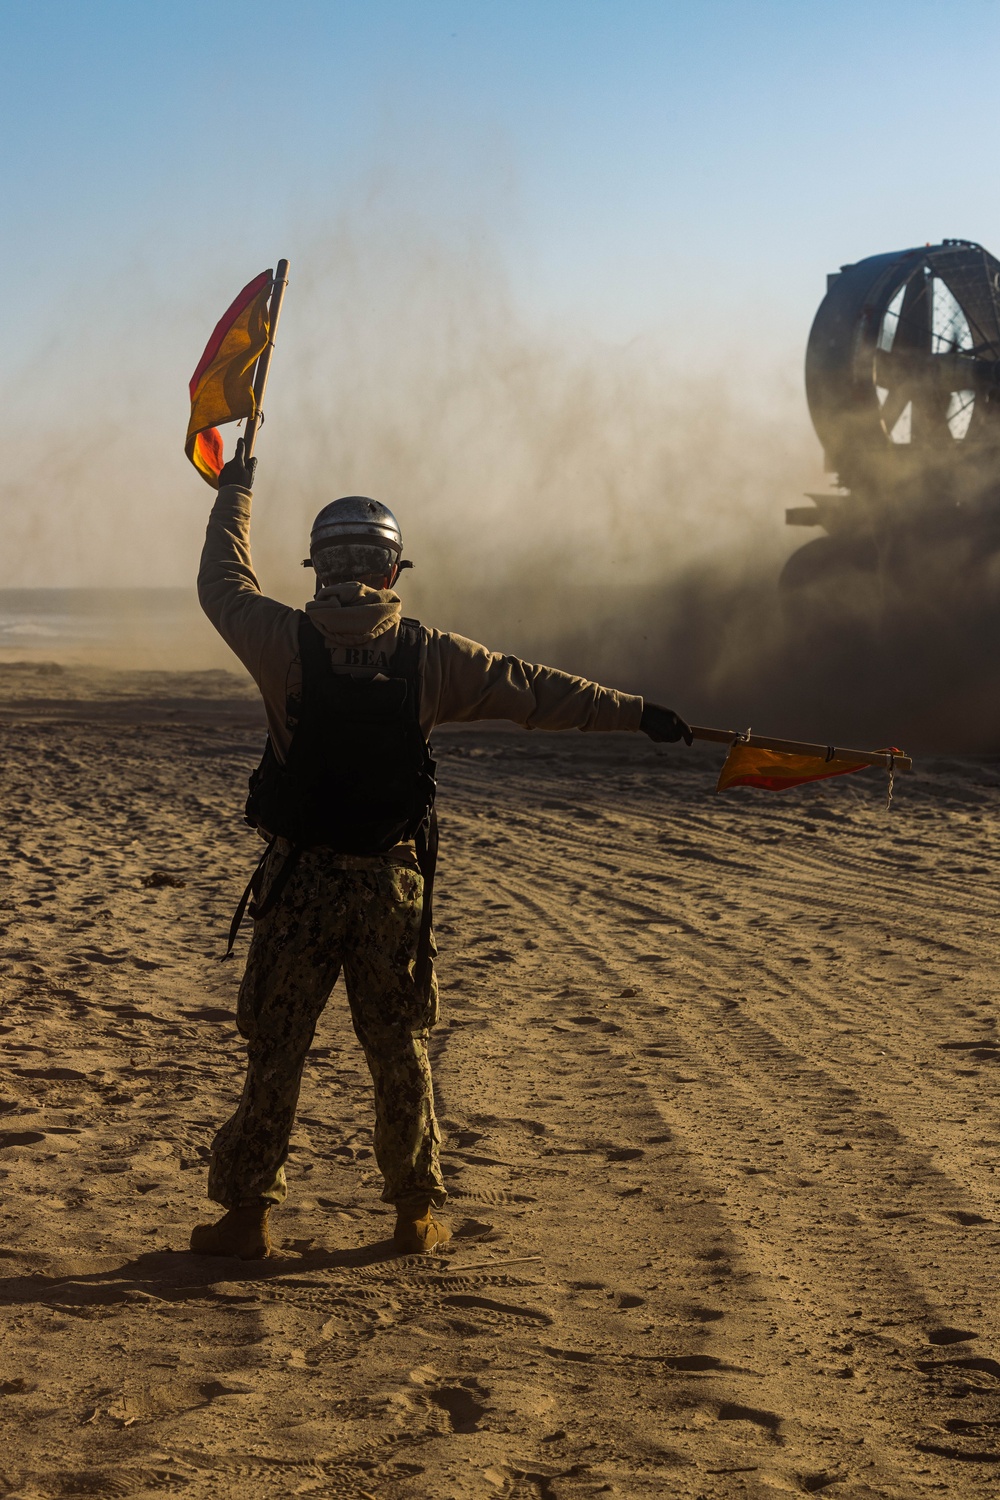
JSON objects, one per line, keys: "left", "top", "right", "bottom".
{"left": 309, "top": 496, "right": 402, "bottom": 558}
{"left": 304, "top": 496, "right": 411, "bottom": 583}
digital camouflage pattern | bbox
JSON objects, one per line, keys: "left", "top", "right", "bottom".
{"left": 208, "top": 842, "right": 445, "bottom": 1212}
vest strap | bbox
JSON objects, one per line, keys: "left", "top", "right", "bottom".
{"left": 222, "top": 836, "right": 275, "bottom": 960}
{"left": 413, "top": 808, "right": 439, "bottom": 999}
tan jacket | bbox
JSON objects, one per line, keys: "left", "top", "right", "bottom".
{"left": 198, "top": 487, "right": 644, "bottom": 761}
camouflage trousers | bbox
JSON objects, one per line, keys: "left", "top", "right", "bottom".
{"left": 207, "top": 842, "right": 445, "bottom": 1212}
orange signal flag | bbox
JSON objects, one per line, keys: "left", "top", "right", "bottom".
{"left": 185, "top": 270, "right": 273, "bottom": 487}
{"left": 717, "top": 742, "right": 879, "bottom": 793}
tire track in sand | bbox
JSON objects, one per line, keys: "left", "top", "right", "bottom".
{"left": 433, "top": 732, "right": 1000, "bottom": 1486}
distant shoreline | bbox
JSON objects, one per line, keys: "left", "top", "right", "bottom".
{"left": 0, "top": 590, "right": 230, "bottom": 671}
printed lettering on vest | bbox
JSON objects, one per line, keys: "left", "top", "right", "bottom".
{"left": 340, "top": 646, "right": 390, "bottom": 669}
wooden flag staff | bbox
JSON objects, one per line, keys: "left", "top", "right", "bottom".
{"left": 244, "top": 258, "right": 290, "bottom": 461}
{"left": 688, "top": 724, "right": 912, "bottom": 773}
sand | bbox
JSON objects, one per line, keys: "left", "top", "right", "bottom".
{"left": 1, "top": 660, "right": 999, "bottom": 1499}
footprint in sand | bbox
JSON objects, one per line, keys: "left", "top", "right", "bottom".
{"left": 717, "top": 1401, "right": 784, "bottom": 1440}
{"left": 0, "top": 1130, "right": 46, "bottom": 1147}
{"left": 687, "top": 1304, "right": 726, "bottom": 1323}
{"left": 442, "top": 1294, "right": 552, "bottom": 1327}
{"left": 408, "top": 1367, "right": 490, "bottom": 1433}
{"left": 927, "top": 1326, "right": 979, "bottom": 1345}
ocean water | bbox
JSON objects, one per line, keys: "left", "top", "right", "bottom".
{"left": 0, "top": 588, "right": 219, "bottom": 666}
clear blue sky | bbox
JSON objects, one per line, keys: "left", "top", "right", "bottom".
{"left": 0, "top": 0, "right": 997, "bottom": 588}
{"left": 4, "top": 0, "right": 998, "bottom": 350}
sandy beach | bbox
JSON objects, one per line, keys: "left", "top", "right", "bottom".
{"left": 1, "top": 660, "right": 999, "bottom": 1498}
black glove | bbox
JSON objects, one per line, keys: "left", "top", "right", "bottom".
{"left": 218, "top": 436, "right": 257, "bottom": 491}
{"left": 640, "top": 703, "right": 693, "bottom": 745}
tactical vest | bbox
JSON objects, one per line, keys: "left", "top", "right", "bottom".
{"left": 245, "top": 614, "right": 436, "bottom": 853}
{"left": 227, "top": 615, "right": 439, "bottom": 985}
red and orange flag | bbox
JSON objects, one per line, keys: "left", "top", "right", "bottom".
{"left": 186, "top": 270, "right": 273, "bottom": 486}
{"left": 716, "top": 742, "right": 901, "bottom": 792}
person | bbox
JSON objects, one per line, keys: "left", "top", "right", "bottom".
{"left": 190, "top": 440, "right": 691, "bottom": 1260}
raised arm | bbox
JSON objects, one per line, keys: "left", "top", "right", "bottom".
{"left": 197, "top": 442, "right": 297, "bottom": 685}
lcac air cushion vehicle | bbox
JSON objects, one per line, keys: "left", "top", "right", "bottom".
{"left": 781, "top": 240, "right": 1000, "bottom": 617}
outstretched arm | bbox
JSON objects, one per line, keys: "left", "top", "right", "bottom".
{"left": 422, "top": 629, "right": 690, "bottom": 740}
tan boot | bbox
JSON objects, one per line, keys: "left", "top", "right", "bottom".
{"left": 189, "top": 1202, "right": 272, "bottom": 1259}
{"left": 393, "top": 1203, "right": 451, "bottom": 1255}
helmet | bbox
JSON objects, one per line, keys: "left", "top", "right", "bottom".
{"left": 309, "top": 497, "right": 402, "bottom": 558}
{"left": 305, "top": 496, "right": 409, "bottom": 585}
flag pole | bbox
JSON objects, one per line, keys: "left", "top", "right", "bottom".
{"left": 689, "top": 724, "right": 912, "bottom": 773}
{"left": 243, "top": 258, "right": 289, "bottom": 461}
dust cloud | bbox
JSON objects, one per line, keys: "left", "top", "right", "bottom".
{"left": 2, "top": 219, "right": 998, "bottom": 752}
{"left": 227, "top": 229, "right": 1000, "bottom": 754}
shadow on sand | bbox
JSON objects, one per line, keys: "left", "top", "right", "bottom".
{"left": 0, "top": 1235, "right": 450, "bottom": 1309}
